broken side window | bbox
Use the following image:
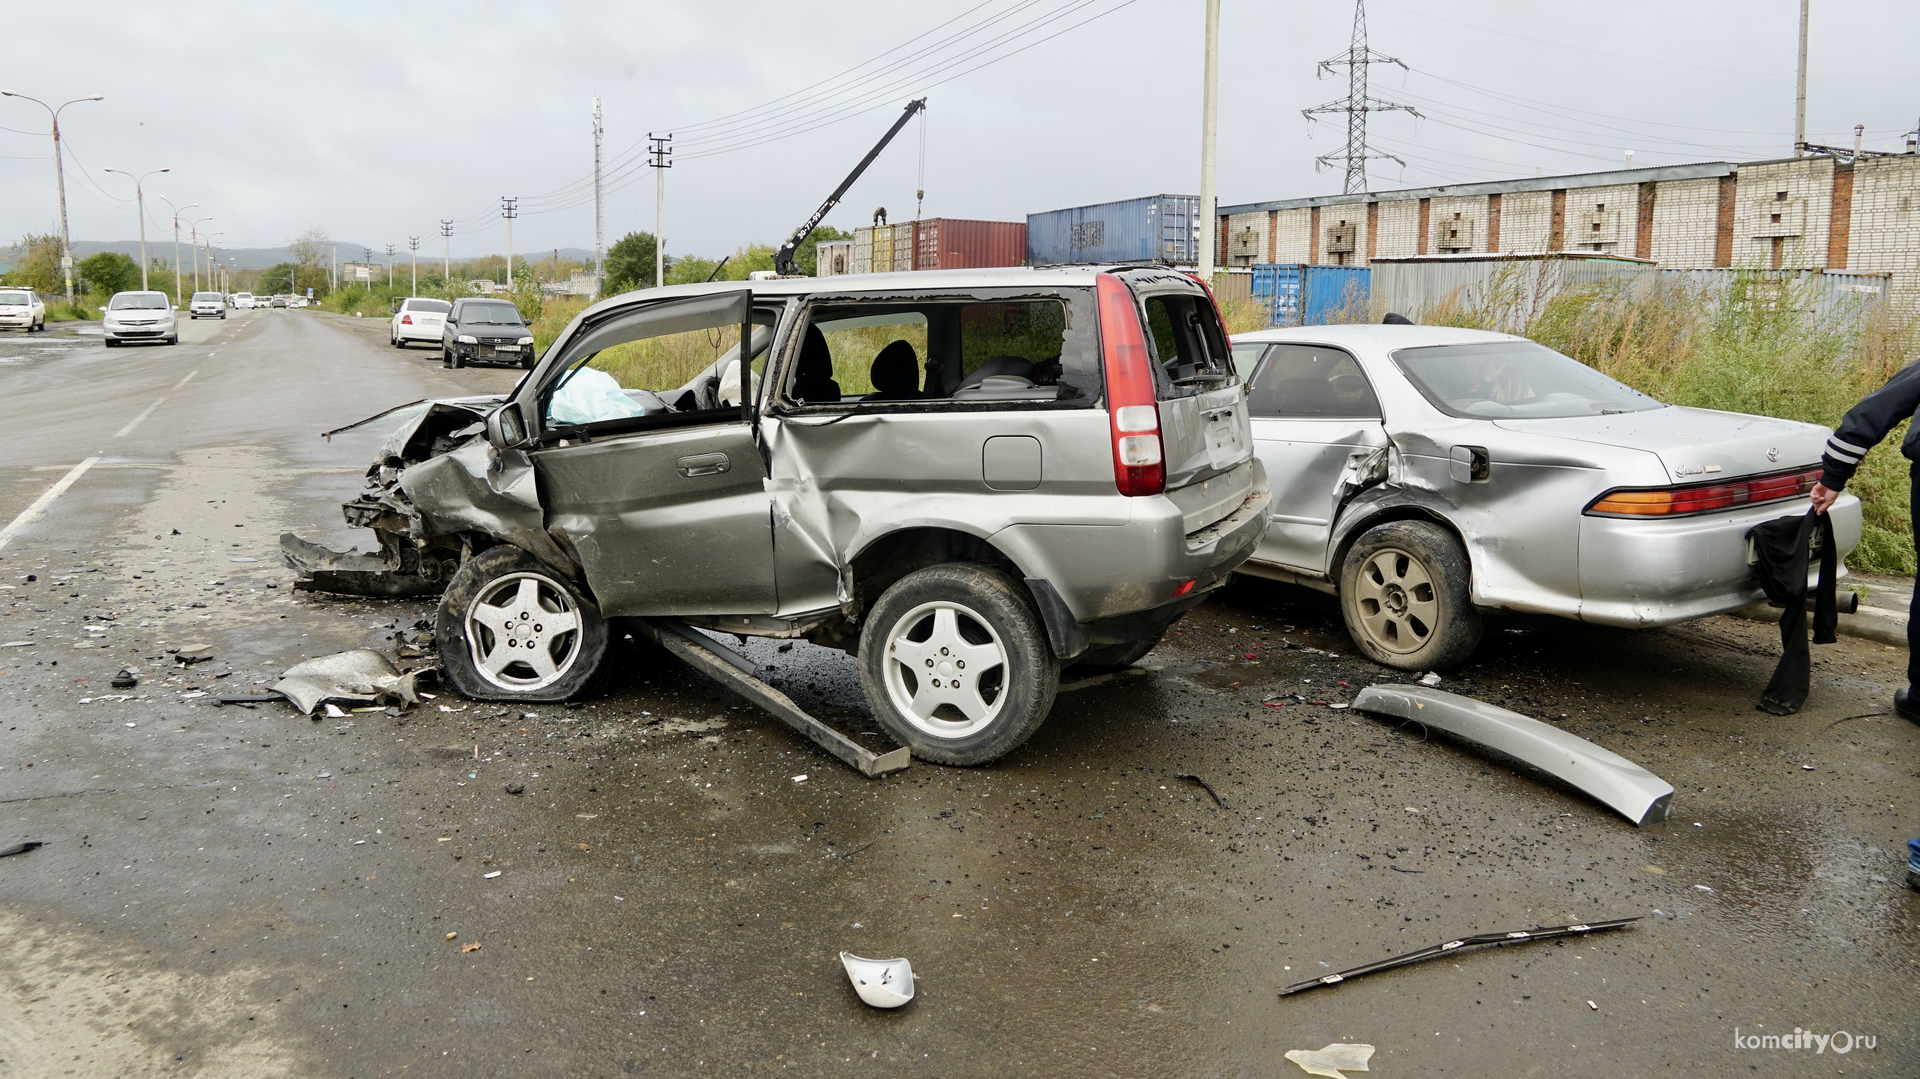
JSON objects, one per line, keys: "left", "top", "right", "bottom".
{"left": 532, "top": 291, "right": 776, "bottom": 438}
{"left": 1140, "top": 291, "right": 1233, "bottom": 395}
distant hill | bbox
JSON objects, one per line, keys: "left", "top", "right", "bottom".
{"left": 63, "top": 241, "right": 597, "bottom": 271}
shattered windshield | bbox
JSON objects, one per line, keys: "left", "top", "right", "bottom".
{"left": 1390, "top": 340, "right": 1665, "bottom": 419}
{"left": 464, "top": 304, "right": 522, "bottom": 325}
{"left": 109, "top": 293, "right": 170, "bottom": 310}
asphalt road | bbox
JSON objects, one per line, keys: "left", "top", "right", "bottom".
{"left": 1, "top": 310, "right": 1916, "bottom": 1077}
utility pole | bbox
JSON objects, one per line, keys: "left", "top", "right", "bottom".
{"left": 331, "top": 241, "right": 338, "bottom": 292}
{"left": 189, "top": 218, "right": 211, "bottom": 291}
{"left": 592, "top": 97, "right": 605, "bottom": 300}
{"left": 104, "top": 166, "right": 170, "bottom": 291}
{"left": 386, "top": 243, "right": 395, "bottom": 287}
{"left": 1794, "top": 0, "right": 1810, "bottom": 154}
{"left": 1199, "top": 0, "right": 1220, "bottom": 278}
{"left": 440, "top": 219, "right": 453, "bottom": 284}
{"left": 0, "top": 90, "right": 103, "bottom": 305}
{"left": 649, "top": 133, "right": 672, "bottom": 288}
{"left": 1302, "top": 0, "right": 1420, "bottom": 196}
{"left": 500, "top": 198, "right": 519, "bottom": 289}
{"left": 409, "top": 235, "right": 420, "bottom": 295}
{"left": 159, "top": 196, "right": 197, "bottom": 301}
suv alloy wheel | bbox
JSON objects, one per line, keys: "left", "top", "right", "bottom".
{"left": 437, "top": 546, "right": 611, "bottom": 701}
{"left": 858, "top": 563, "right": 1058, "bottom": 765}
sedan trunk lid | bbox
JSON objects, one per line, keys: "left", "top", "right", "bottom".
{"left": 1495, "top": 406, "right": 1830, "bottom": 483}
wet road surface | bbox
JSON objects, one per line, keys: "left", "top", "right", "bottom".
{"left": 1, "top": 310, "right": 1916, "bottom": 1077}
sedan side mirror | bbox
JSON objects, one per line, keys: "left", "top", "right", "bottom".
{"left": 98, "top": 305, "right": 107, "bottom": 312}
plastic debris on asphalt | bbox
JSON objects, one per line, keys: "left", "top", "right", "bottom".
{"left": 1284, "top": 1043, "right": 1375, "bottom": 1078}
{"left": 0, "top": 841, "right": 45, "bottom": 858}
{"left": 270, "top": 649, "right": 437, "bottom": 716}
{"left": 1417, "top": 671, "right": 1442, "bottom": 687}
{"left": 839, "top": 952, "right": 914, "bottom": 1009}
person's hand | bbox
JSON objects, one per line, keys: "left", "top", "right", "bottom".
{"left": 1809, "top": 482, "right": 1840, "bottom": 515}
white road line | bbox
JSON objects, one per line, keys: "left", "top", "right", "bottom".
{"left": 115, "top": 397, "right": 167, "bottom": 438}
{"left": 172, "top": 369, "right": 198, "bottom": 389}
{"left": 0, "top": 456, "right": 101, "bottom": 553}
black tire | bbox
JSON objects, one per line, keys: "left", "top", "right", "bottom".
{"left": 104, "top": 339, "right": 119, "bottom": 348}
{"left": 1069, "top": 632, "right": 1164, "bottom": 673}
{"left": 521, "top": 354, "right": 536, "bottom": 370}
{"left": 1338, "top": 520, "right": 1482, "bottom": 671}
{"left": 166, "top": 335, "right": 178, "bottom": 346}
{"left": 392, "top": 335, "right": 403, "bottom": 348}
{"left": 858, "top": 562, "right": 1059, "bottom": 766}
{"left": 436, "top": 546, "right": 611, "bottom": 703}
{"left": 452, "top": 349, "right": 466, "bottom": 369}
{"left": 442, "top": 348, "right": 454, "bottom": 368}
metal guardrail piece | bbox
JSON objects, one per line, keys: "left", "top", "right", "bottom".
{"left": 1353, "top": 684, "right": 1674, "bottom": 826}
{"left": 635, "top": 619, "right": 910, "bottom": 778}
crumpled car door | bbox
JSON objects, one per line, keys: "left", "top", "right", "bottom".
{"left": 1244, "top": 343, "right": 1389, "bottom": 574}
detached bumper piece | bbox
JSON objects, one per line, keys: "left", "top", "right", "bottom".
{"left": 280, "top": 533, "right": 443, "bottom": 598}
{"left": 1353, "top": 684, "right": 1674, "bottom": 826}
{"left": 1278, "top": 917, "right": 1640, "bottom": 997}
{"left": 633, "top": 619, "right": 910, "bottom": 778}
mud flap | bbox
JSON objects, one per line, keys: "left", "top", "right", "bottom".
{"left": 632, "top": 619, "right": 910, "bottom": 778}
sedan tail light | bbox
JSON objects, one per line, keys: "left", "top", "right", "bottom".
{"left": 1584, "top": 466, "right": 1821, "bottom": 518}
{"left": 1096, "top": 273, "right": 1163, "bottom": 497}
{"left": 401, "top": 314, "right": 413, "bottom": 325}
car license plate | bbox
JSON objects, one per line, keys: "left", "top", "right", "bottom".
{"left": 496, "top": 344, "right": 519, "bottom": 352}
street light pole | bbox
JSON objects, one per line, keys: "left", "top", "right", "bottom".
{"left": 186, "top": 216, "right": 212, "bottom": 291}
{"left": 409, "top": 236, "right": 420, "bottom": 296}
{"left": 1198, "top": 0, "right": 1220, "bottom": 279}
{"left": 440, "top": 220, "right": 453, "bottom": 285}
{"left": 1, "top": 90, "right": 104, "bottom": 304}
{"left": 159, "top": 197, "right": 196, "bottom": 302}
{"left": 104, "top": 166, "right": 169, "bottom": 290}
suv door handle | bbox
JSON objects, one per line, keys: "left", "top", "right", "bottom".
{"left": 676, "top": 452, "right": 731, "bottom": 478}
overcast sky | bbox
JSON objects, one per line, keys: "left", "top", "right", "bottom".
{"left": 4, "top": 0, "right": 1916, "bottom": 262}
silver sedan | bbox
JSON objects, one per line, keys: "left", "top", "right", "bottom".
{"left": 1229, "top": 325, "right": 1862, "bottom": 670}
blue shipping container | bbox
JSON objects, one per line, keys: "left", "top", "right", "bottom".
{"left": 1026, "top": 195, "right": 1200, "bottom": 266}
{"left": 1251, "top": 264, "right": 1371, "bottom": 327}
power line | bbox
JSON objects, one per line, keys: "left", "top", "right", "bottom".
{"left": 1302, "top": 0, "right": 1419, "bottom": 194}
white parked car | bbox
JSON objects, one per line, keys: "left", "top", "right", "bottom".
{"left": 232, "top": 292, "right": 256, "bottom": 310}
{"left": 188, "top": 291, "right": 227, "bottom": 319}
{"left": 100, "top": 291, "right": 179, "bottom": 346}
{"left": 390, "top": 297, "right": 451, "bottom": 349}
{"left": 1230, "top": 324, "right": 1861, "bottom": 670}
{"left": 0, "top": 288, "right": 46, "bottom": 332}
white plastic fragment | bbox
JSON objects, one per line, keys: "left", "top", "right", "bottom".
{"left": 839, "top": 952, "right": 914, "bottom": 1009}
{"left": 1417, "top": 671, "right": 1442, "bottom": 687}
{"left": 483, "top": 871, "right": 502, "bottom": 879}
{"left": 1285, "top": 1042, "right": 1375, "bottom": 1078}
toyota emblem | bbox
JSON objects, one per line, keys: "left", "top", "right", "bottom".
{"left": 1766, "top": 446, "right": 1779, "bottom": 462}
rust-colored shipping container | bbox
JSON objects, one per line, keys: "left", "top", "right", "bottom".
{"left": 912, "top": 218, "right": 1026, "bottom": 270}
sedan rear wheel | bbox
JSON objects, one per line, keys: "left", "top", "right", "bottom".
{"left": 1339, "top": 520, "right": 1481, "bottom": 671}
{"left": 859, "top": 563, "right": 1057, "bottom": 765}
{"left": 437, "top": 546, "right": 610, "bottom": 702}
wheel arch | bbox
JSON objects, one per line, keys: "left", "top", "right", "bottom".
{"left": 1329, "top": 503, "right": 1475, "bottom": 593}
{"left": 846, "top": 525, "right": 1030, "bottom": 615}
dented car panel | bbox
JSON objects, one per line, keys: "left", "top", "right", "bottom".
{"left": 1233, "top": 324, "right": 1864, "bottom": 629}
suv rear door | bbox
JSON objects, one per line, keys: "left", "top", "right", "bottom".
{"left": 1121, "top": 272, "right": 1254, "bottom": 534}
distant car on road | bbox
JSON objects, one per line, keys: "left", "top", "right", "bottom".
{"left": 441, "top": 298, "right": 534, "bottom": 369}
{"left": 271, "top": 295, "right": 288, "bottom": 308}
{"left": 231, "top": 292, "right": 255, "bottom": 310}
{"left": 188, "top": 291, "right": 227, "bottom": 319}
{"left": 1229, "top": 324, "right": 1862, "bottom": 670}
{"left": 0, "top": 288, "right": 46, "bottom": 332}
{"left": 100, "top": 290, "right": 178, "bottom": 347}
{"left": 391, "top": 297, "right": 451, "bottom": 349}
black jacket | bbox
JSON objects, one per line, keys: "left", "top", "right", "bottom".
{"left": 1820, "top": 361, "right": 1920, "bottom": 491}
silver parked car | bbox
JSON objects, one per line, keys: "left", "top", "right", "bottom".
{"left": 1229, "top": 325, "right": 1862, "bottom": 670}
{"left": 287, "top": 267, "right": 1270, "bottom": 764}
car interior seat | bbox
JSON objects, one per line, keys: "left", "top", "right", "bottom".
{"left": 955, "top": 355, "right": 1035, "bottom": 393}
{"left": 791, "top": 325, "right": 842, "bottom": 403}
{"left": 864, "top": 340, "right": 923, "bottom": 400}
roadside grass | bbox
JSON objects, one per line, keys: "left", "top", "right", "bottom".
{"left": 1423, "top": 268, "right": 1919, "bottom": 574}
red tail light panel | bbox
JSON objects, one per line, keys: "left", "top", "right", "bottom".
{"left": 1584, "top": 466, "right": 1822, "bottom": 518}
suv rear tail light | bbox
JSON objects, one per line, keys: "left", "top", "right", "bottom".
{"left": 1097, "top": 273, "right": 1164, "bottom": 497}
{"left": 1584, "top": 466, "right": 1821, "bottom": 518}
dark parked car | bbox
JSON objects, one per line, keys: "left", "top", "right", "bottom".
{"left": 442, "top": 298, "right": 535, "bottom": 369}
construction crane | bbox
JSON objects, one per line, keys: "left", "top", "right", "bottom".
{"left": 772, "top": 97, "right": 927, "bottom": 277}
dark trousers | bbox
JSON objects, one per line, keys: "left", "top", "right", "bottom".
{"left": 1911, "top": 471, "right": 1920, "bottom": 688}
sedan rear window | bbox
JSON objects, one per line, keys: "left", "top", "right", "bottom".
{"left": 405, "top": 299, "right": 452, "bottom": 314}
{"left": 1391, "top": 340, "right": 1664, "bottom": 419}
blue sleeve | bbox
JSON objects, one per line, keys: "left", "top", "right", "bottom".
{"left": 1820, "top": 362, "right": 1920, "bottom": 491}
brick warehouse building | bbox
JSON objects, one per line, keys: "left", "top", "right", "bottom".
{"left": 1217, "top": 153, "right": 1920, "bottom": 309}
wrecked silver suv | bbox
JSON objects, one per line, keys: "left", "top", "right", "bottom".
{"left": 286, "top": 267, "right": 1270, "bottom": 764}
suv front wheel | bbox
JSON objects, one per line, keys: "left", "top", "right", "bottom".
{"left": 437, "top": 546, "right": 611, "bottom": 702}
{"left": 859, "top": 563, "right": 1058, "bottom": 766}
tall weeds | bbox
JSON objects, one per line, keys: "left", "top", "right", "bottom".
{"left": 1435, "top": 269, "right": 1919, "bottom": 573}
